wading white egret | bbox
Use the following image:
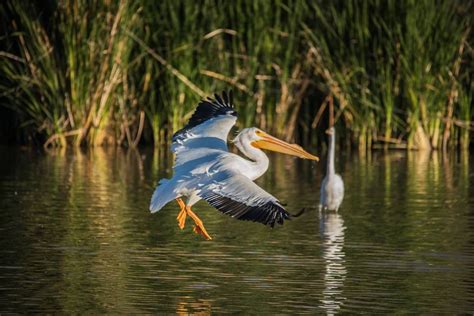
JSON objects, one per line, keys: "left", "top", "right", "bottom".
{"left": 319, "top": 127, "right": 344, "bottom": 211}
{"left": 150, "top": 91, "right": 319, "bottom": 239}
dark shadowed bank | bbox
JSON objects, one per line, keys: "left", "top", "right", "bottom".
{"left": 0, "top": 0, "right": 473, "bottom": 150}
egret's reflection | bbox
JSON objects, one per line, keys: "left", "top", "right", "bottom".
{"left": 319, "top": 211, "right": 346, "bottom": 315}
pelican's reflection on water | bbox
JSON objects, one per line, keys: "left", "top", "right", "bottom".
{"left": 176, "top": 297, "right": 212, "bottom": 315}
{"left": 319, "top": 211, "right": 347, "bottom": 315}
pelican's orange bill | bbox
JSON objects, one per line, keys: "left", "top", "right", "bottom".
{"left": 252, "top": 132, "right": 319, "bottom": 161}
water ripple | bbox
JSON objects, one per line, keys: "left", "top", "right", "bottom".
{"left": 0, "top": 148, "right": 473, "bottom": 313}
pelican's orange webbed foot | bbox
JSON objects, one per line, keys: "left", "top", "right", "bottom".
{"left": 176, "top": 198, "right": 187, "bottom": 230}
{"left": 175, "top": 199, "right": 212, "bottom": 240}
{"left": 193, "top": 225, "right": 212, "bottom": 240}
{"left": 187, "top": 207, "right": 212, "bottom": 240}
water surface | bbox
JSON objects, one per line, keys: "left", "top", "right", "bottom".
{"left": 0, "top": 147, "right": 473, "bottom": 314}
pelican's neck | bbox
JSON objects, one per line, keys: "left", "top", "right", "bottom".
{"left": 235, "top": 140, "right": 269, "bottom": 179}
{"left": 327, "top": 130, "right": 335, "bottom": 176}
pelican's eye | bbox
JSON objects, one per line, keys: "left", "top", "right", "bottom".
{"left": 255, "top": 130, "right": 264, "bottom": 137}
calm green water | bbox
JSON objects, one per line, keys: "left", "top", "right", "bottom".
{"left": 0, "top": 147, "right": 473, "bottom": 314}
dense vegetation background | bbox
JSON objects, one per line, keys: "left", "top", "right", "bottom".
{"left": 1, "top": 0, "right": 473, "bottom": 150}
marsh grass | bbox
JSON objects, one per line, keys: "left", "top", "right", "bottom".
{"left": 0, "top": 0, "right": 472, "bottom": 149}
{"left": 304, "top": 0, "right": 473, "bottom": 150}
{"left": 1, "top": 0, "right": 142, "bottom": 147}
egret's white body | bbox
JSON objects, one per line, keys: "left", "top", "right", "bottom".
{"left": 319, "top": 127, "right": 344, "bottom": 211}
{"left": 149, "top": 92, "right": 318, "bottom": 239}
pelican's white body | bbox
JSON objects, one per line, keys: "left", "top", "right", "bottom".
{"left": 319, "top": 127, "right": 344, "bottom": 211}
{"left": 149, "top": 116, "right": 273, "bottom": 212}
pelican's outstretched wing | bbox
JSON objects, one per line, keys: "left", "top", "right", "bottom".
{"left": 198, "top": 171, "right": 291, "bottom": 227}
{"left": 173, "top": 90, "right": 236, "bottom": 141}
{"left": 150, "top": 91, "right": 237, "bottom": 213}
{"left": 172, "top": 91, "right": 238, "bottom": 170}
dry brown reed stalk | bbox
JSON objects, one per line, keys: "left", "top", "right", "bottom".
{"left": 442, "top": 28, "right": 470, "bottom": 153}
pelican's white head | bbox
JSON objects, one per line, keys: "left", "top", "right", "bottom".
{"left": 233, "top": 127, "right": 319, "bottom": 161}
{"left": 233, "top": 127, "right": 260, "bottom": 150}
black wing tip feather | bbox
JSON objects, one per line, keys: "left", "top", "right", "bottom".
{"left": 203, "top": 193, "right": 291, "bottom": 228}
{"left": 172, "top": 90, "right": 236, "bottom": 140}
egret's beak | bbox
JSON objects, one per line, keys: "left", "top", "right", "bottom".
{"left": 326, "top": 127, "right": 335, "bottom": 135}
{"left": 252, "top": 132, "right": 319, "bottom": 161}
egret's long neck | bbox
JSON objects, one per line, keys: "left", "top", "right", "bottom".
{"left": 235, "top": 140, "right": 269, "bottom": 179}
{"left": 327, "top": 131, "right": 335, "bottom": 176}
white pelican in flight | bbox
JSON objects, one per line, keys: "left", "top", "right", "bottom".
{"left": 150, "top": 91, "right": 319, "bottom": 240}
{"left": 319, "top": 127, "right": 344, "bottom": 211}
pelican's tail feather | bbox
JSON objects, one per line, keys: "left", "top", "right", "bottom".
{"left": 149, "top": 179, "right": 179, "bottom": 213}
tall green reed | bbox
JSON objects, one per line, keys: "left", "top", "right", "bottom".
{"left": 1, "top": 0, "right": 142, "bottom": 147}
{"left": 303, "top": 0, "right": 472, "bottom": 150}
{"left": 457, "top": 83, "right": 473, "bottom": 150}
{"left": 304, "top": 0, "right": 378, "bottom": 150}
{"left": 400, "top": 0, "right": 469, "bottom": 150}
{"left": 0, "top": 0, "right": 472, "bottom": 149}
{"left": 132, "top": 0, "right": 311, "bottom": 144}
